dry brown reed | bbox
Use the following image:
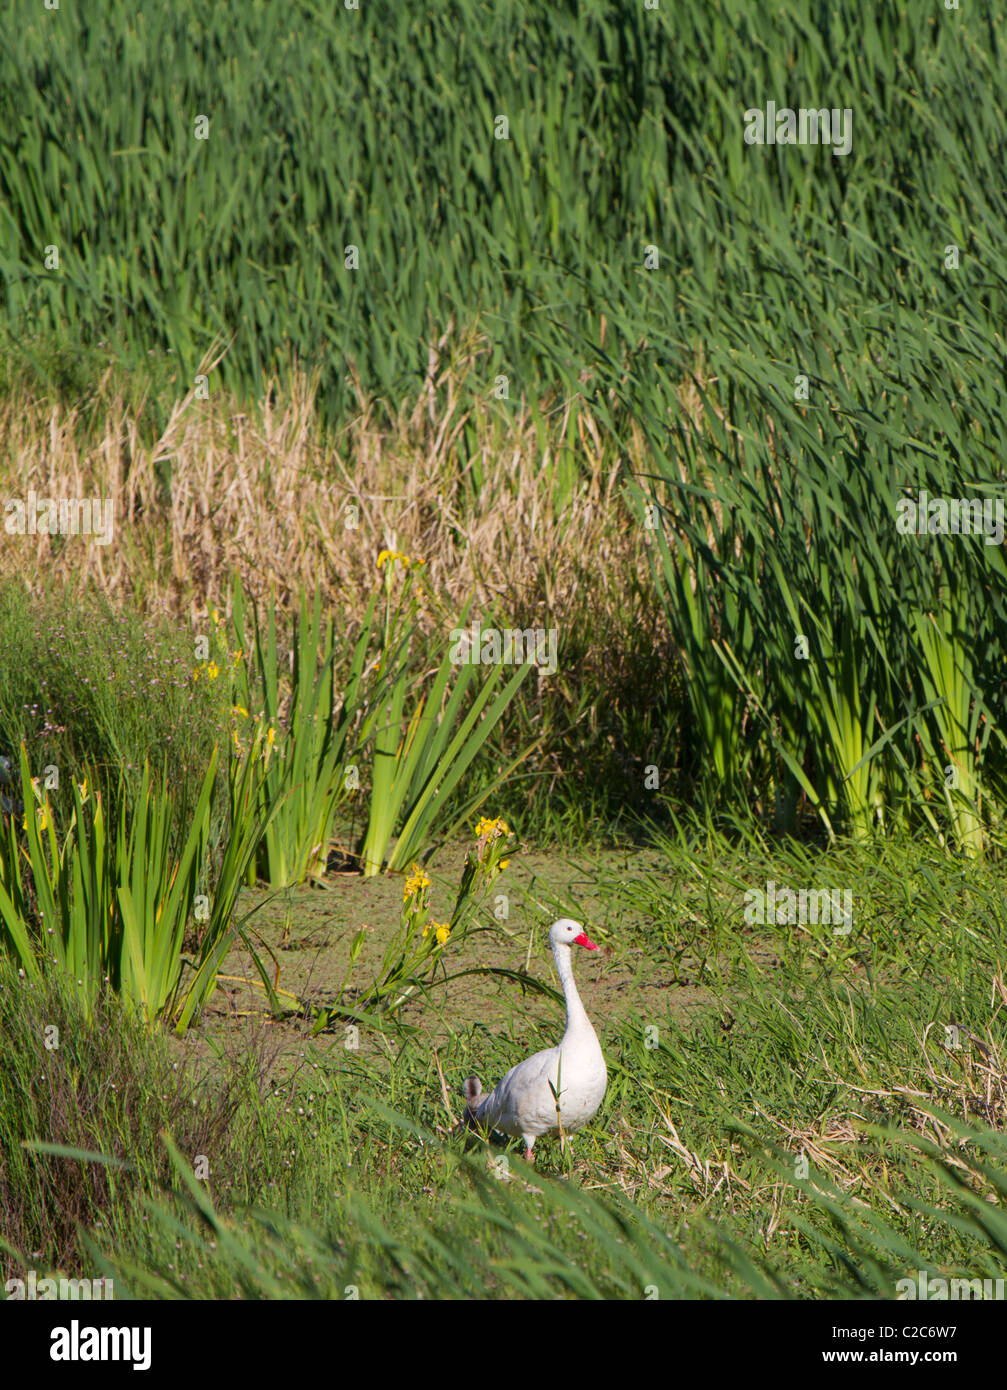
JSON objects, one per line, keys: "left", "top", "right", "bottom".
{"left": 0, "top": 341, "right": 658, "bottom": 651}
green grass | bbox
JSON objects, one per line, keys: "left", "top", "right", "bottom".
{"left": 4, "top": 834, "right": 1007, "bottom": 1299}
{"left": 0, "top": 583, "right": 229, "bottom": 841}
{"left": 0, "top": 954, "right": 267, "bottom": 1275}
{"left": 0, "top": 0, "right": 682, "bottom": 421}
{"left": 2, "top": 1, "right": 998, "bottom": 431}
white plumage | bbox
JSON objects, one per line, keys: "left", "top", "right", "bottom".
{"left": 462, "top": 919, "right": 607, "bottom": 1160}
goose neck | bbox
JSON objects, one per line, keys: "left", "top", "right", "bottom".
{"left": 553, "top": 942, "right": 590, "bottom": 1035}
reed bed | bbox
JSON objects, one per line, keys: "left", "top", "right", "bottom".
{"left": 0, "top": 353, "right": 650, "bottom": 635}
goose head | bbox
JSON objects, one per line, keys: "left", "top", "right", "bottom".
{"left": 549, "top": 918, "right": 599, "bottom": 951}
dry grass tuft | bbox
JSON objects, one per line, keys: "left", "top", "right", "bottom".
{"left": 0, "top": 342, "right": 658, "bottom": 647}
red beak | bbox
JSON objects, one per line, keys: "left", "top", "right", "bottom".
{"left": 573, "top": 932, "right": 599, "bottom": 951}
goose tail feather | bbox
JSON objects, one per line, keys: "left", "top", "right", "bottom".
{"left": 457, "top": 1075, "right": 489, "bottom": 1133}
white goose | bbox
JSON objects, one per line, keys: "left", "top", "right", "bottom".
{"left": 462, "top": 919, "right": 607, "bottom": 1160}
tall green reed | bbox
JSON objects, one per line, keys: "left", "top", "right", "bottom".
{"left": 229, "top": 580, "right": 374, "bottom": 887}
{"left": 0, "top": 742, "right": 264, "bottom": 1029}
{"left": 358, "top": 553, "right": 537, "bottom": 876}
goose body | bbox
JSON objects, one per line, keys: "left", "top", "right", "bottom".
{"left": 463, "top": 919, "right": 607, "bottom": 1160}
